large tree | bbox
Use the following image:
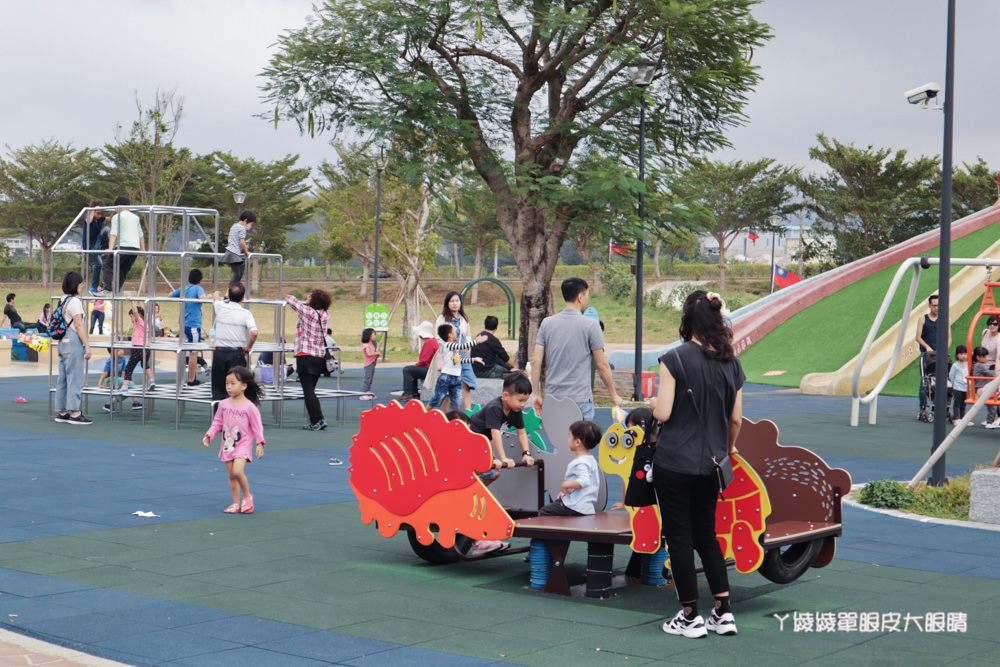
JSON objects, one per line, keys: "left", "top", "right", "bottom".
{"left": 949, "top": 157, "right": 997, "bottom": 219}
{"left": 800, "top": 134, "right": 940, "bottom": 264}
{"left": 261, "top": 0, "right": 770, "bottom": 363}
{"left": 666, "top": 158, "right": 797, "bottom": 289}
{"left": 0, "top": 140, "right": 92, "bottom": 286}
{"left": 203, "top": 152, "right": 314, "bottom": 291}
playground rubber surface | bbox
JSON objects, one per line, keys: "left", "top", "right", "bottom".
{"left": 1, "top": 369, "right": 999, "bottom": 665}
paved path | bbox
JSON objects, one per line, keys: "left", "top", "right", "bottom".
{"left": 0, "top": 367, "right": 998, "bottom": 665}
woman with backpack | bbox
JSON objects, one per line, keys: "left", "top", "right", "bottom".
{"left": 53, "top": 271, "right": 93, "bottom": 425}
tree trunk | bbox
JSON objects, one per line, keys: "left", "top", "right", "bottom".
{"left": 453, "top": 242, "right": 460, "bottom": 279}
{"left": 40, "top": 245, "right": 51, "bottom": 288}
{"left": 325, "top": 262, "right": 331, "bottom": 279}
{"left": 507, "top": 205, "right": 564, "bottom": 367}
{"left": 718, "top": 246, "right": 727, "bottom": 292}
{"left": 250, "top": 257, "right": 262, "bottom": 294}
{"left": 359, "top": 262, "right": 369, "bottom": 298}
{"left": 470, "top": 245, "right": 483, "bottom": 303}
{"left": 654, "top": 239, "right": 662, "bottom": 278}
{"left": 403, "top": 272, "right": 421, "bottom": 352}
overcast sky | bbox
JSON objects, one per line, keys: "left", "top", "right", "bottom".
{"left": 2, "top": 0, "right": 996, "bottom": 186}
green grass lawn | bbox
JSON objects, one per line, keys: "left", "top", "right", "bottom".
{"left": 739, "top": 221, "right": 1000, "bottom": 396}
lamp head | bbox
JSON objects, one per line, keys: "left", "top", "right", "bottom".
{"left": 629, "top": 59, "right": 658, "bottom": 87}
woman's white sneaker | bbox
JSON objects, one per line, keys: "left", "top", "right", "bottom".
{"left": 706, "top": 609, "right": 738, "bottom": 635}
{"left": 662, "top": 610, "right": 708, "bottom": 638}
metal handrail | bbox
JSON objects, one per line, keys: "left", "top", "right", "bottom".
{"left": 850, "top": 256, "right": 998, "bottom": 426}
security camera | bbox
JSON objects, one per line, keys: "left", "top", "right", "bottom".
{"left": 904, "top": 82, "right": 941, "bottom": 105}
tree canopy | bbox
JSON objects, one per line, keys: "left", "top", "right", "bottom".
{"left": 262, "top": 0, "right": 771, "bottom": 362}
{"left": 800, "top": 134, "right": 940, "bottom": 264}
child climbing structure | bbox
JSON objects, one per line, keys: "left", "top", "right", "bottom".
{"left": 49, "top": 204, "right": 361, "bottom": 428}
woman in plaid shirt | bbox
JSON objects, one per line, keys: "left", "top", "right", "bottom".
{"left": 286, "top": 289, "right": 332, "bottom": 431}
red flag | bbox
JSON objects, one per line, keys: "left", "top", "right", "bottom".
{"left": 610, "top": 240, "right": 632, "bottom": 255}
{"left": 773, "top": 264, "right": 801, "bottom": 289}
{"left": 748, "top": 229, "right": 759, "bottom": 243}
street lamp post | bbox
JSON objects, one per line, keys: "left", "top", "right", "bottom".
{"left": 767, "top": 215, "right": 781, "bottom": 293}
{"left": 629, "top": 59, "right": 657, "bottom": 402}
{"left": 931, "top": 0, "right": 957, "bottom": 486}
{"left": 372, "top": 147, "right": 387, "bottom": 304}
{"left": 233, "top": 191, "right": 246, "bottom": 218}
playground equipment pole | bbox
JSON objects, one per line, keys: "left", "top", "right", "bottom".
{"left": 930, "top": 0, "right": 956, "bottom": 487}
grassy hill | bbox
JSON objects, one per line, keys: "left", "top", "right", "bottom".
{"left": 740, "top": 222, "right": 1000, "bottom": 396}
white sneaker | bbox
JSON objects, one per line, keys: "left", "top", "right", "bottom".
{"left": 986, "top": 421, "right": 1000, "bottom": 430}
{"left": 662, "top": 610, "right": 708, "bottom": 638}
{"left": 706, "top": 609, "right": 738, "bottom": 636}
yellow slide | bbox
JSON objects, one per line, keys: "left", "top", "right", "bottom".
{"left": 800, "top": 238, "right": 1000, "bottom": 396}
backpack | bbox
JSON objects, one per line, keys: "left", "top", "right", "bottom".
{"left": 49, "top": 296, "right": 71, "bottom": 340}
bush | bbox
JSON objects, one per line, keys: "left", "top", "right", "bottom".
{"left": 858, "top": 479, "right": 915, "bottom": 509}
{"left": 598, "top": 263, "right": 633, "bottom": 301}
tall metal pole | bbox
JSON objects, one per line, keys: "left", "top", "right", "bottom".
{"left": 769, "top": 230, "right": 777, "bottom": 294}
{"left": 633, "top": 94, "right": 647, "bottom": 401}
{"left": 373, "top": 151, "right": 384, "bottom": 304}
{"left": 931, "top": 0, "right": 956, "bottom": 486}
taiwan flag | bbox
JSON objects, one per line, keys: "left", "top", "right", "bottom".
{"left": 748, "top": 229, "right": 760, "bottom": 244}
{"left": 773, "top": 264, "right": 801, "bottom": 289}
{"left": 610, "top": 239, "right": 631, "bottom": 255}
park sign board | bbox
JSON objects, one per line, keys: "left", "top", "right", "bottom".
{"left": 364, "top": 303, "right": 390, "bottom": 332}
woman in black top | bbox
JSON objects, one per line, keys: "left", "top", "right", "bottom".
{"left": 652, "top": 290, "right": 744, "bottom": 639}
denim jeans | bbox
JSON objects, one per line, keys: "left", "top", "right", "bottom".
{"left": 429, "top": 373, "right": 462, "bottom": 409}
{"left": 574, "top": 399, "right": 595, "bottom": 421}
{"left": 89, "top": 252, "right": 103, "bottom": 291}
{"left": 55, "top": 327, "right": 86, "bottom": 414}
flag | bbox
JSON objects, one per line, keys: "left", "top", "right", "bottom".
{"left": 748, "top": 229, "right": 759, "bottom": 244}
{"left": 610, "top": 239, "right": 631, "bottom": 255}
{"left": 773, "top": 264, "right": 801, "bottom": 289}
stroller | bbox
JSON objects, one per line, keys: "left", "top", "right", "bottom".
{"left": 919, "top": 351, "right": 952, "bottom": 423}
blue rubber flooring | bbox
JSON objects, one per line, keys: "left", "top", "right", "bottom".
{"left": 1, "top": 370, "right": 998, "bottom": 665}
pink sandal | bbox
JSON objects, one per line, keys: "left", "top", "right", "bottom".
{"left": 240, "top": 494, "right": 254, "bottom": 514}
{"left": 223, "top": 503, "right": 240, "bottom": 514}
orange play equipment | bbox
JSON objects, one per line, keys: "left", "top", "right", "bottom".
{"left": 965, "top": 281, "right": 1000, "bottom": 408}
{"left": 349, "top": 400, "right": 514, "bottom": 548}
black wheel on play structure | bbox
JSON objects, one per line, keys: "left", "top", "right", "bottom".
{"left": 757, "top": 538, "right": 824, "bottom": 584}
{"left": 406, "top": 528, "right": 474, "bottom": 564}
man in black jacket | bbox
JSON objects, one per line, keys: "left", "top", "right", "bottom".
{"left": 471, "top": 315, "right": 513, "bottom": 378}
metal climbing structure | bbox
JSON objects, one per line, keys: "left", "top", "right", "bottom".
{"left": 49, "top": 204, "right": 358, "bottom": 428}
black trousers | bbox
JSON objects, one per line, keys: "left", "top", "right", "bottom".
{"left": 653, "top": 466, "right": 730, "bottom": 603}
{"left": 229, "top": 260, "right": 245, "bottom": 284}
{"left": 296, "top": 355, "right": 325, "bottom": 424}
{"left": 211, "top": 348, "right": 247, "bottom": 401}
{"left": 401, "top": 365, "right": 428, "bottom": 394}
{"left": 101, "top": 248, "right": 139, "bottom": 292}
{"left": 123, "top": 348, "right": 151, "bottom": 382}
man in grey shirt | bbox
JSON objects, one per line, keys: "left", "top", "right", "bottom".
{"left": 530, "top": 277, "right": 623, "bottom": 420}
{"left": 210, "top": 281, "right": 258, "bottom": 401}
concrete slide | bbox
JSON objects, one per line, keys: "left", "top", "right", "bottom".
{"left": 800, "top": 237, "right": 1000, "bottom": 395}
{"left": 609, "top": 203, "right": 1000, "bottom": 378}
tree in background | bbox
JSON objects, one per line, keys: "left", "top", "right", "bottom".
{"left": 949, "top": 157, "right": 997, "bottom": 219}
{"left": 0, "top": 140, "right": 91, "bottom": 286}
{"left": 799, "top": 134, "right": 940, "bottom": 264}
{"left": 206, "top": 152, "right": 313, "bottom": 291}
{"left": 314, "top": 143, "right": 381, "bottom": 298}
{"left": 437, "top": 177, "right": 503, "bottom": 303}
{"left": 666, "top": 158, "right": 797, "bottom": 290}
{"left": 261, "top": 0, "right": 770, "bottom": 363}
{"left": 655, "top": 227, "right": 699, "bottom": 276}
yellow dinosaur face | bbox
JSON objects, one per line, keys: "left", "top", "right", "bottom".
{"left": 599, "top": 423, "right": 644, "bottom": 480}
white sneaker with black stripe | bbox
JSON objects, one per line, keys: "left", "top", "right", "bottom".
{"left": 706, "top": 608, "right": 738, "bottom": 636}
{"left": 662, "top": 610, "right": 707, "bottom": 638}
